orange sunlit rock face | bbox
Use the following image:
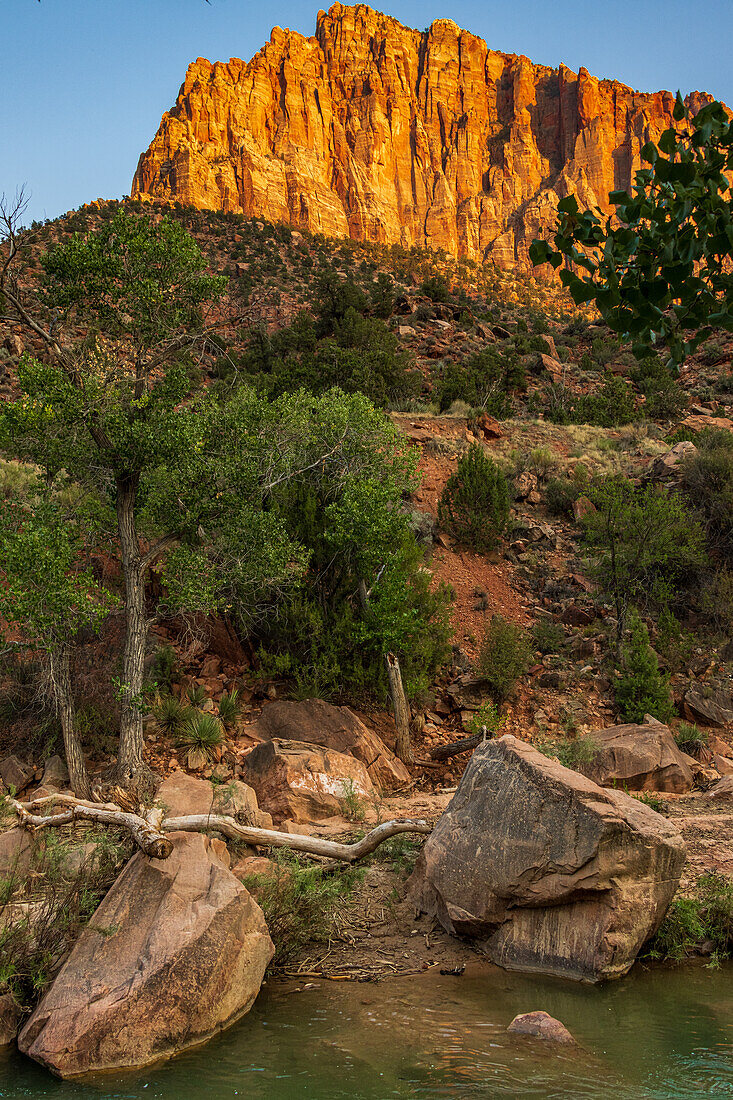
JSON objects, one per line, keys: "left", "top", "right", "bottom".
{"left": 132, "top": 3, "right": 711, "bottom": 270}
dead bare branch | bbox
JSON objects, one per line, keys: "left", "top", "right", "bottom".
{"left": 10, "top": 793, "right": 431, "bottom": 864}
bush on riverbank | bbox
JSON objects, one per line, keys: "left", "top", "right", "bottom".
{"left": 646, "top": 872, "right": 733, "bottom": 966}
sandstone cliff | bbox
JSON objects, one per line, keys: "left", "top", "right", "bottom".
{"left": 132, "top": 4, "right": 712, "bottom": 270}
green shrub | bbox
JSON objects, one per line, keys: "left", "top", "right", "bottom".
{"left": 674, "top": 721, "right": 709, "bottom": 755}
{"left": 582, "top": 476, "right": 707, "bottom": 644}
{"left": 242, "top": 851, "right": 361, "bottom": 964}
{"left": 531, "top": 619, "right": 566, "bottom": 655}
{"left": 149, "top": 645, "right": 178, "bottom": 692}
{"left": 0, "top": 828, "right": 131, "bottom": 1007}
{"left": 465, "top": 701, "right": 505, "bottom": 738}
{"left": 647, "top": 873, "right": 733, "bottom": 962}
{"left": 420, "top": 274, "right": 449, "bottom": 302}
{"left": 615, "top": 611, "right": 675, "bottom": 724}
{"left": 545, "top": 476, "right": 580, "bottom": 517}
{"left": 186, "top": 683, "right": 207, "bottom": 707}
{"left": 634, "top": 791, "right": 666, "bottom": 813}
{"left": 570, "top": 373, "right": 636, "bottom": 427}
{"left": 477, "top": 615, "right": 531, "bottom": 702}
{"left": 438, "top": 445, "right": 510, "bottom": 552}
{"left": 176, "top": 711, "right": 224, "bottom": 768}
{"left": 535, "top": 736, "right": 600, "bottom": 770}
{"left": 433, "top": 349, "right": 524, "bottom": 415}
{"left": 218, "top": 689, "right": 241, "bottom": 727}
{"left": 152, "top": 694, "right": 191, "bottom": 736}
{"left": 680, "top": 429, "right": 733, "bottom": 565}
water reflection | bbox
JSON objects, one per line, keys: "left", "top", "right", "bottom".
{"left": 1, "top": 961, "right": 732, "bottom": 1099}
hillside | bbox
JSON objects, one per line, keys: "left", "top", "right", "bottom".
{"left": 131, "top": 3, "right": 716, "bottom": 271}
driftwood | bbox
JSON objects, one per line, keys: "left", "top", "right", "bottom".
{"left": 11, "top": 795, "right": 173, "bottom": 859}
{"left": 429, "top": 730, "right": 486, "bottom": 762}
{"left": 10, "top": 794, "right": 431, "bottom": 864}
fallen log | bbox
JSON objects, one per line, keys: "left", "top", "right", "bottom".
{"left": 11, "top": 797, "right": 172, "bottom": 859}
{"left": 429, "top": 731, "right": 485, "bottom": 761}
{"left": 163, "top": 814, "right": 432, "bottom": 863}
{"left": 10, "top": 793, "right": 431, "bottom": 864}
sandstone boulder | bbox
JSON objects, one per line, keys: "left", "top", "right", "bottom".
{"left": 579, "top": 719, "right": 694, "bottom": 793}
{"left": 0, "top": 828, "right": 32, "bottom": 877}
{"left": 646, "top": 441, "right": 697, "bottom": 482}
{"left": 247, "top": 699, "right": 409, "bottom": 789}
{"left": 241, "top": 738, "right": 375, "bottom": 822}
{"left": 0, "top": 756, "right": 34, "bottom": 793}
{"left": 684, "top": 688, "right": 733, "bottom": 728}
{"left": 156, "top": 771, "right": 270, "bottom": 826}
{"left": 40, "top": 755, "right": 69, "bottom": 791}
{"left": 410, "top": 735, "right": 685, "bottom": 982}
{"left": 680, "top": 415, "right": 733, "bottom": 433}
{"left": 19, "top": 831, "right": 274, "bottom": 1077}
{"left": 0, "top": 993, "right": 22, "bottom": 1046}
{"left": 707, "top": 776, "right": 733, "bottom": 800}
{"left": 507, "top": 1011, "right": 575, "bottom": 1044}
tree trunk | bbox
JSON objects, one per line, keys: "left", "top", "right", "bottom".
{"left": 116, "top": 475, "right": 148, "bottom": 785}
{"left": 386, "top": 652, "right": 412, "bottom": 764}
{"left": 48, "top": 646, "right": 91, "bottom": 799}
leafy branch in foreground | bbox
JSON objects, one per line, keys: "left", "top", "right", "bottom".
{"left": 530, "top": 96, "right": 733, "bottom": 368}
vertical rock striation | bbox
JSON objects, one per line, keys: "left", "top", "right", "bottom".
{"left": 132, "top": 4, "right": 714, "bottom": 270}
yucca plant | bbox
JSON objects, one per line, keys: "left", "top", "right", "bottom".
{"left": 152, "top": 694, "right": 191, "bottom": 736}
{"left": 218, "top": 689, "right": 240, "bottom": 727}
{"left": 186, "top": 683, "right": 207, "bottom": 708}
{"left": 176, "top": 712, "right": 225, "bottom": 770}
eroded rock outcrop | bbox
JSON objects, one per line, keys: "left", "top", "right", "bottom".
{"left": 19, "top": 832, "right": 273, "bottom": 1077}
{"left": 156, "top": 770, "right": 272, "bottom": 826}
{"left": 132, "top": 4, "right": 714, "bottom": 270}
{"left": 247, "top": 699, "right": 409, "bottom": 789}
{"left": 410, "top": 735, "right": 685, "bottom": 982}
{"left": 241, "top": 737, "right": 375, "bottom": 822}
{"left": 579, "top": 719, "right": 695, "bottom": 794}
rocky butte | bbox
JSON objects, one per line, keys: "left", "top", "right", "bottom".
{"left": 132, "top": 3, "right": 714, "bottom": 271}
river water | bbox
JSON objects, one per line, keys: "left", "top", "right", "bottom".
{"left": 1, "top": 961, "right": 732, "bottom": 1099}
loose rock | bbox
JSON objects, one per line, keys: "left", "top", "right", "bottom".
{"left": 247, "top": 699, "right": 408, "bottom": 789}
{"left": 507, "top": 1011, "right": 575, "bottom": 1044}
{"left": 578, "top": 719, "right": 694, "bottom": 793}
{"left": 241, "top": 738, "right": 375, "bottom": 822}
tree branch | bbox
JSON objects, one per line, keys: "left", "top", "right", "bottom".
{"left": 10, "top": 793, "right": 431, "bottom": 864}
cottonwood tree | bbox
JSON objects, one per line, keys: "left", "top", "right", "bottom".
{"left": 0, "top": 204, "right": 232, "bottom": 785}
{"left": 1, "top": 203, "right": 422, "bottom": 786}
{"left": 530, "top": 96, "right": 733, "bottom": 368}
{"left": 0, "top": 486, "right": 117, "bottom": 796}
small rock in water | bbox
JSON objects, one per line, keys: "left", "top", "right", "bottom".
{"left": 507, "top": 1011, "right": 575, "bottom": 1044}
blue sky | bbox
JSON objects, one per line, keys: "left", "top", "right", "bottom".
{"left": 3, "top": 0, "right": 732, "bottom": 225}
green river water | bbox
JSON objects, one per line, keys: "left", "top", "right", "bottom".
{"left": 1, "top": 961, "right": 732, "bottom": 1099}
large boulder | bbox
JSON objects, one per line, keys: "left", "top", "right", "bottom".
{"left": 0, "top": 828, "right": 33, "bottom": 877}
{"left": 18, "top": 831, "right": 274, "bottom": 1077}
{"left": 40, "top": 755, "right": 69, "bottom": 791}
{"left": 410, "top": 736, "right": 685, "bottom": 982}
{"left": 579, "top": 719, "right": 694, "bottom": 793}
{"left": 247, "top": 699, "right": 409, "bottom": 789}
{"left": 156, "top": 771, "right": 271, "bottom": 827}
{"left": 0, "top": 993, "right": 22, "bottom": 1046}
{"left": 684, "top": 688, "right": 733, "bottom": 728}
{"left": 645, "top": 441, "right": 697, "bottom": 483}
{"left": 0, "top": 755, "right": 34, "bottom": 793}
{"left": 241, "top": 738, "right": 375, "bottom": 822}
